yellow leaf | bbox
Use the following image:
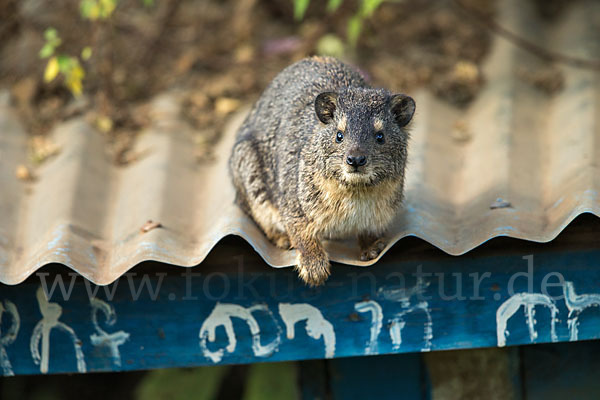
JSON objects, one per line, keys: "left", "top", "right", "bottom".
{"left": 89, "top": 4, "right": 100, "bottom": 20}
{"left": 81, "top": 46, "right": 92, "bottom": 61}
{"left": 66, "top": 63, "right": 85, "bottom": 96}
{"left": 100, "top": 0, "right": 116, "bottom": 18}
{"left": 71, "top": 63, "right": 85, "bottom": 80}
{"left": 44, "top": 57, "right": 59, "bottom": 82}
{"left": 66, "top": 77, "right": 83, "bottom": 96}
{"left": 95, "top": 116, "right": 113, "bottom": 133}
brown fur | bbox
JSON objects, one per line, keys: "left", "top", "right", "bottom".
{"left": 303, "top": 174, "right": 402, "bottom": 239}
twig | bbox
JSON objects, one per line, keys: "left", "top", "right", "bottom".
{"left": 451, "top": 0, "right": 600, "bottom": 70}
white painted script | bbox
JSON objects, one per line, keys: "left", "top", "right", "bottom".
{"left": 563, "top": 281, "right": 600, "bottom": 341}
{"left": 0, "top": 300, "right": 19, "bottom": 376}
{"left": 30, "top": 287, "right": 86, "bottom": 373}
{"left": 354, "top": 300, "right": 382, "bottom": 355}
{"left": 279, "top": 303, "right": 336, "bottom": 359}
{"left": 90, "top": 297, "right": 130, "bottom": 367}
{"left": 379, "top": 277, "right": 433, "bottom": 352}
{"left": 496, "top": 281, "right": 600, "bottom": 347}
{"left": 496, "top": 293, "right": 558, "bottom": 347}
{"left": 199, "top": 303, "right": 281, "bottom": 363}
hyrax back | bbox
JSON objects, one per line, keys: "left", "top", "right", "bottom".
{"left": 229, "top": 56, "right": 415, "bottom": 286}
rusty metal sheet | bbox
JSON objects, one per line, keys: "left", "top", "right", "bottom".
{"left": 0, "top": 0, "right": 599, "bottom": 285}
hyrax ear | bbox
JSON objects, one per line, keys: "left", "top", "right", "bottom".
{"left": 389, "top": 94, "right": 416, "bottom": 127}
{"left": 315, "top": 92, "right": 338, "bottom": 124}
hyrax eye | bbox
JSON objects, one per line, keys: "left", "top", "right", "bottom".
{"left": 336, "top": 131, "right": 344, "bottom": 143}
{"left": 375, "top": 132, "right": 385, "bottom": 144}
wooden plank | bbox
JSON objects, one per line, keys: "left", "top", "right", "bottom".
{"left": 242, "top": 362, "right": 298, "bottom": 400}
{"left": 424, "top": 348, "right": 522, "bottom": 400}
{"left": 521, "top": 341, "right": 600, "bottom": 399}
{"left": 329, "top": 354, "right": 429, "bottom": 400}
{"left": 135, "top": 365, "right": 230, "bottom": 400}
{"left": 298, "top": 360, "right": 328, "bottom": 400}
{"left": 3, "top": 245, "right": 600, "bottom": 375}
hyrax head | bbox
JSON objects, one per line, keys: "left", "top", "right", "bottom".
{"left": 314, "top": 88, "right": 415, "bottom": 187}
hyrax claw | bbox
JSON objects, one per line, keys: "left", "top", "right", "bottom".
{"left": 360, "top": 239, "right": 386, "bottom": 261}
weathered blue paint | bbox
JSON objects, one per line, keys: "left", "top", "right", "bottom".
{"left": 2, "top": 248, "right": 600, "bottom": 376}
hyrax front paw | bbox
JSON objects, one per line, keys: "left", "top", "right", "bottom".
{"left": 360, "top": 239, "right": 386, "bottom": 261}
{"left": 295, "top": 252, "right": 331, "bottom": 287}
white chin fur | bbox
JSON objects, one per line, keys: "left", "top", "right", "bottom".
{"left": 342, "top": 171, "right": 373, "bottom": 185}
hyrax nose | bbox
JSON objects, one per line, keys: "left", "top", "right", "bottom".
{"left": 346, "top": 154, "right": 367, "bottom": 167}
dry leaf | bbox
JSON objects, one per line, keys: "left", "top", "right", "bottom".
{"left": 452, "top": 61, "right": 480, "bottom": 83}
{"left": 234, "top": 45, "right": 255, "bottom": 63}
{"left": 215, "top": 97, "right": 241, "bottom": 115}
{"left": 29, "top": 136, "right": 61, "bottom": 165}
{"left": 140, "top": 220, "right": 162, "bottom": 233}
{"left": 96, "top": 115, "right": 113, "bottom": 133}
{"left": 15, "top": 164, "right": 34, "bottom": 181}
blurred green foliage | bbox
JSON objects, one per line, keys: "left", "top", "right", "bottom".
{"left": 80, "top": 0, "right": 117, "bottom": 20}
{"left": 135, "top": 366, "right": 229, "bottom": 400}
{"left": 135, "top": 362, "right": 297, "bottom": 400}
{"left": 293, "top": 0, "right": 385, "bottom": 46}
{"left": 39, "top": 0, "right": 151, "bottom": 97}
{"left": 315, "top": 34, "right": 346, "bottom": 58}
{"left": 242, "top": 362, "right": 298, "bottom": 400}
{"left": 40, "top": 28, "right": 85, "bottom": 96}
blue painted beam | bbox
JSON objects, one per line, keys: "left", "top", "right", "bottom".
{"left": 2, "top": 247, "right": 600, "bottom": 376}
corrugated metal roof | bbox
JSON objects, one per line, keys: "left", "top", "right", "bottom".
{"left": 1, "top": 0, "right": 599, "bottom": 285}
